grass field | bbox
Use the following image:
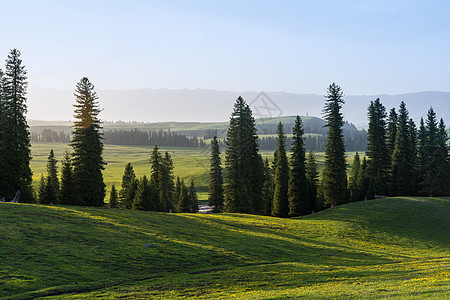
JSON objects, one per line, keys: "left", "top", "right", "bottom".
{"left": 0, "top": 197, "right": 448, "bottom": 299}
{"left": 31, "top": 143, "right": 357, "bottom": 202}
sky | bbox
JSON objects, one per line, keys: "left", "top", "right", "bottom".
{"left": 1, "top": 0, "right": 450, "bottom": 95}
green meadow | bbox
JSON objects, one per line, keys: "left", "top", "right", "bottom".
{"left": 0, "top": 197, "right": 448, "bottom": 299}
{"left": 31, "top": 143, "right": 354, "bottom": 202}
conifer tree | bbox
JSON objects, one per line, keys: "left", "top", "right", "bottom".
{"left": 305, "top": 150, "right": 319, "bottom": 212}
{"left": 133, "top": 176, "right": 159, "bottom": 211}
{"left": 44, "top": 149, "right": 59, "bottom": 204}
{"left": 119, "top": 163, "right": 136, "bottom": 209}
{"left": 71, "top": 77, "right": 105, "bottom": 206}
{"left": 348, "top": 153, "right": 363, "bottom": 202}
{"left": 416, "top": 118, "right": 427, "bottom": 195}
{"left": 262, "top": 158, "right": 274, "bottom": 216}
{"left": 109, "top": 185, "right": 118, "bottom": 208}
{"left": 60, "top": 151, "right": 75, "bottom": 205}
{"left": 37, "top": 174, "right": 47, "bottom": 204}
{"left": 188, "top": 180, "right": 199, "bottom": 213}
{"left": 288, "top": 116, "right": 309, "bottom": 216}
{"left": 437, "top": 118, "right": 449, "bottom": 195}
{"left": 386, "top": 108, "right": 398, "bottom": 159}
{"left": 408, "top": 118, "right": 418, "bottom": 195}
{"left": 174, "top": 176, "right": 181, "bottom": 209}
{"left": 390, "top": 101, "right": 413, "bottom": 196}
{"left": 272, "top": 122, "right": 289, "bottom": 217}
{"left": 0, "top": 49, "right": 33, "bottom": 202}
{"left": 322, "top": 83, "right": 347, "bottom": 207}
{"left": 160, "top": 152, "right": 175, "bottom": 211}
{"left": 208, "top": 136, "right": 224, "bottom": 212}
{"left": 176, "top": 179, "right": 190, "bottom": 213}
{"left": 366, "top": 98, "right": 389, "bottom": 196}
{"left": 224, "top": 96, "right": 263, "bottom": 214}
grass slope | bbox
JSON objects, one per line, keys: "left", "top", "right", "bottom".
{"left": 1, "top": 197, "right": 449, "bottom": 299}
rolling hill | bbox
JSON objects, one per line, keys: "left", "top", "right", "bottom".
{"left": 1, "top": 197, "right": 448, "bottom": 299}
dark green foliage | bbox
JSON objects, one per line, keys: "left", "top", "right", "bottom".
{"left": 419, "top": 108, "right": 448, "bottom": 196}
{"left": 390, "top": 102, "right": 413, "bottom": 196}
{"left": 348, "top": 153, "right": 364, "bottom": 202}
{"left": 366, "top": 98, "right": 389, "bottom": 196}
{"left": 322, "top": 83, "right": 347, "bottom": 207}
{"left": 149, "top": 147, "right": 175, "bottom": 212}
{"left": 408, "top": 118, "right": 418, "bottom": 195}
{"left": 224, "top": 96, "right": 263, "bottom": 214}
{"left": 0, "top": 49, "right": 34, "bottom": 202}
{"left": 189, "top": 180, "right": 199, "bottom": 213}
{"left": 208, "top": 136, "right": 224, "bottom": 212}
{"left": 41, "top": 149, "right": 59, "bottom": 204}
{"left": 160, "top": 152, "right": 175, "bottom": 211}
{"left": 360, "top": 157, "right": 370, "bottom": 200}
{"left": 71, "top": 77, "right": 106, "bottom": 206}
{"left": 119, "top": 163, "right": 136, "bottom": 209}
{"left": 174, "top": 176, "right": 181, "bottom": 209}
{"left": 176, "top": 179, "right": 190, "bottom": 213}
{"left": 60, "top": 151, "right": 75, "bottom": 205}
{"left": 416, "top": 118, "right": 427, "bottom": 195}
{"left": 262, "top": 158, "right": 274, "bottom": 216}
{"left": 272, "top": 122, "right": 290, "bottom": 217}
{"left": 386, "top": 108, "right": 398, "bottom": 159}
{"left": 37, "top": 174, "right": 46, "bottom": 204}
{"left": 288, "top": 116, "right": 309, "bottom": 216}
{"left": 305, "top": 150, "right": 320, "bottom": 212}
{"left": 132, "top": 176, "right": 160, "bottom": 211}
{"left": 109, "top": 185, "right": 118, "bottom": 208}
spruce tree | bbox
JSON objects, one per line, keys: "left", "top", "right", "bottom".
{"left": 366, "top": 98, "right": 389, "bottom": 197}
{"left": 174, "top": 176, "right": 181, "bottom": 209}
{"left": 386, "top": 108, "right": 398, "bottom": 159}
{"left": 109, "top": 185, "right": 118, "bottom": 208}
{"left": 160, "top": 152, "right": 175, "bottom": 211}
{"left": 272, "top": 122, "right": 289, "bottom": 217}
{"left": 437, "top": 118, "right": 449, "bottom": 195}
{"left": 208, "top": 136, "right": 224, "bottom": 212}
{"left": 322, "top": 83, "right": 347, "bottom": 207}
{"left": 119, "top": 163, "right": 136, "bottom": 209}
{"left": 224, "top": 96, "right": 263, "bottom": 214}
{"left": 188, "top": 180, "right": 199, "bottom": 213}
{"left": 37, "top": 174, "right": 47, "bottom": 204}
{"left": 0, "top": 49, "right": 33, "bottom": 202}
{"left": 288, "top": 116, "right": 309, "bottom": 216}
{"left": 305, "top": 150, "right": 319, "bottom": 212}
{"left": 390, "top": 101, "right": 413, "bottom": 196}
{"left": 132, "top": 176, "right": 159, "bottom": 211}
{"left": 408, "top": 118, "right": 418, "bottom": 195}
{"left": 348, "top": 153, "right": 363, "bottom": 202}
{"left": 71, "top": 77, "right": 105, "bottom": 206}
{"left": 44, "top": 149, "right": 59, "bottom": 204}
{"left": 176, "top": 179, "right": 190, "bottom": 213}
{"left": 60, "top": 151, "right": 75, "bottom": 205}
{"left": 416, "top": 118, "right": 427, "bottom": 195}
{"left": 262, "top": 158, "right": 274, "bottom": 216}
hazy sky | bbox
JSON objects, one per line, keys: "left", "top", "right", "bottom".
{"left": 2, "top": 0, "right": 449, "bottom": 95}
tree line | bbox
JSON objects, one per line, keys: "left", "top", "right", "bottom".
{"left": 207, "top": 83, "right": 450, "bottom": 217}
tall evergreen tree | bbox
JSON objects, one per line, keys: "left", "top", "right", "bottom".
{"left": 44, "top": 149, "right": 59, "bottom": 204}
{"left": 37, "top": 174, "right": 47, "bottom": 204}
{"left": 208, "top": 136, "right": 224, "bottom": 212}
{"left": 71, "top": 77, "right": 105, "bottom": 206}
{"left": 305, "top": 150, "right": 319, "bottom": 212}
{"left": 386, "top": 108, "right": 398, "bottom": 159}
{"left": 188, "top": 180, "right": 199, "bottom": 213}
{"left": 322, "top": 83, "right": 347, "bottom": 207}
{"left": 176, "top": 179, "right": 190, "bottom": 213}
{"left": 288, "top": 116, "right": 309, "bottom": 216}
{"left": 224, "top": 96, "right": 263, "bottom": 214}
{"left": 119, "top": 163, "right": 136, "bottom": 209}
{"left": 408, "top": 118, "right": 418, "bottom": 195}
{"left": 390, "top": 101, "right": 413, "bottom": 196}
{"left": 160, "top": 152, "right": 175, "bottom": 211}
{"left": 262, "top": 158, "right": 274, "bottom": 216}
{"left": 109, "top": 185, "right": 118, "bottom": 208}
{"left": 272, "top": 122, "right": 289, "bottom": 217}
{"left": 60, "top": 151, "right": 75, "bottom": 205}
{"left": 416, "top": 118, "right": 427, "bottom": 195}
{"left": 0, "top": 49, "right": 33, "bottom": 202}
{"left": 133, "top": 175, "right": 159, "bottom": 211}
{"left": 437, "top": 118, "right": 449, "bottom": 195}
{"left": 174, "top": 176, "right": 181, "bottom": 209}
{"left": 348, "top": 153, "right": 363, "bottom": 202}
{"left": 366, "top": 98, "right": 389, "bottom": 197}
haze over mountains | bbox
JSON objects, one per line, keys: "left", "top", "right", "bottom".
{"left": 28, "top": 87, "right": 450, "bottom": 128}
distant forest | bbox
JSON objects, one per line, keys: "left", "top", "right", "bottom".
{"left": 31, "top": 124, "right": 368, "bottom": 151}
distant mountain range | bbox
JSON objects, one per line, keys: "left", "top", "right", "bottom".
{"left": 27, "top": 87, "right": 450, "bottom": 128}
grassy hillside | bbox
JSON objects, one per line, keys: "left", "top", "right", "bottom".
{"left": 0, "top": 197, "right": 448, "bottom": 299}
